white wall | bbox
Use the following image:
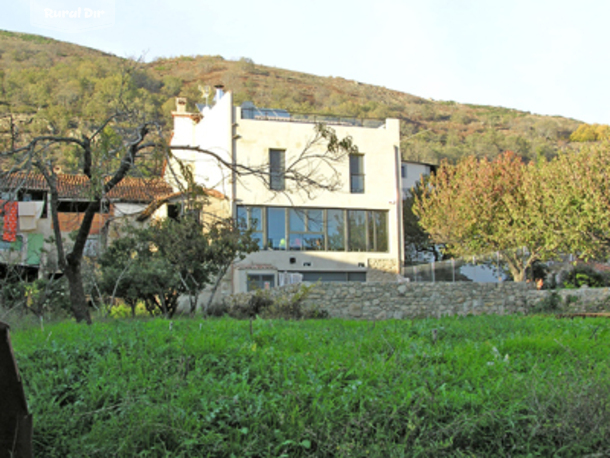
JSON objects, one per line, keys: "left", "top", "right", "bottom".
{"left": 170, "top": 95, "right": 233, "bottom": 198}
{"left": 401, "top": 161, "right": 432, "bottom": 198}
{"left": 171, "top": 92, "right": 405, "bottom": 293}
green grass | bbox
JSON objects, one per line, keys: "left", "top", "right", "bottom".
{"left": 10, "top": 315, "right": 610, "bottom": 457}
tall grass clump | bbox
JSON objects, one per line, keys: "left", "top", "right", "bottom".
{"left": 10, "top": 315, "right": 610, "bottom": 457}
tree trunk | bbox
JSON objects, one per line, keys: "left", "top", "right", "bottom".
{"left": 64, "top": 262, "right": 92, "bottom": 324}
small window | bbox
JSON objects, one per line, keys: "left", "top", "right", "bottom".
{"left": 269, "top": 149, "right": 285, "bottom": 191}
{"left": 401, "top": 164, "right": 407, "bottom": 178}
{"left": 349, "top": 154, "right": 364, "bottom": 193}
{"left": 247, "top": 273, "right": 275, "bottom": 291}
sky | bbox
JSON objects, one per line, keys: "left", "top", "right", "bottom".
{"left": 2, "top": 0, "right": 610, "bottom": 124}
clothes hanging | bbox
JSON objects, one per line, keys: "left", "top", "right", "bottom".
{"left": 0, "top": 200, "right": 18, "bottom": 242}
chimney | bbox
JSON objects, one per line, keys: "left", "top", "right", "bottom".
{"left": 214, "top": 85, "right": 225, "bottom": 104}
{"left": 175, "top": 97, "right": 187, "bottom": 113}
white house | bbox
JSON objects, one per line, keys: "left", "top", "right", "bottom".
{"left": 170, "top": 90, "right": 405, "bottom": 294}
{"left": 400, "top": 160, "right": 436, "bottom": 199}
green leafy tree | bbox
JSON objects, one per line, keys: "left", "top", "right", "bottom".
{"left": 414, "top": 152, "right": 548, "bottom": 281}
{"left": 403, "top": 180, "right": 444, "bottom": 263}
{"left": 98, "top": 227, "right": 182, "bottom": 318}
{"left": 1, "top": 60, "right": 167, "bottom": 323}
{"left": 534, "top": 145, "right": 610, "bottom": 259}
{"left": 99, "top": 216, "right": 258, "bottom": 317}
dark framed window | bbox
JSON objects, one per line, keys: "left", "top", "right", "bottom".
{"left": 368, "top": 211, "right": 388, "bottom": 252}
{"left": 349, "top": 154, "right": 364, "bottom": 193}
{"left": 236, "top": 205, "right": 388, "bottom": 252}
{"left": 327, "top": 209, "right": 345, "bottom": 251}
{"left": 237, "top": 206, "right": 264, "bottom": 249}
{"left": 267, "top": 207, "right": 286, "bottom": 250}
{"left": 289, "top": 209, "right": 324, "bottom": 251}
{"left": 247, "top": 273, "right": 275, "bottom": 291}
{"left": 347, "top": 210, "right": 366, "bottom": 251}
{"left": 301, "top": 271, "right": 366, "bottom": 282}
{"left": 269, "top": 149, "right": 285, "bottom": 191}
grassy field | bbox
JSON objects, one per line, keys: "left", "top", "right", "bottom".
{"left": 10, "top": 315, "right": 610, "bottom": 457}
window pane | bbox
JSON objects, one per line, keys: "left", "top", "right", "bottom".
{"left": 247, "top": 274, "right": 275, "bottom": 291}
{"left": 367, "top": 211, "right": 388, "bottom": 252}
{"left": 350, "top": 155, "right": 364, "bottom": 193}
{"left": 236, "top": 206, "right": 247, "bottom": 229}
{"left": 303, "top": 233, "right": 324, "bottom": 250}
{"left": 289, "top": 209, "right": 305, "bottom": 232}
{"left": 289, "top": 234, "right": 303, "bottom": 250}
{"left": 327, "top": 209, "right": 345, "bottom": 251}
{"left": 350, "top": 175, "right": 364, "bottom": 193}
{"left": 252, "top": 232, "right": 264, "bottom": 249}
{"left": 349, "top": 154, "right": 362, "bottom": 174}
{"left": 348, "top": 210, "right": 366, "bottom": 251}
{"left": 267, "top": 207, "right": 286, "bottom": 250}
{"left": 250, "top": 207, "right": 262, "bottom": 231}
{"left": 269, "top": 149, "right": 285, "bottom": 191}
{"left": 307, "top": 209, "right": 323, "bottom": 232}
{"left": 376, "top": 211, "right": 388, "bottom": 252}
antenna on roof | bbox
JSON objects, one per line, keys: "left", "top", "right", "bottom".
{"left": 198, "top": 85, "right": 211, "bottom": 107}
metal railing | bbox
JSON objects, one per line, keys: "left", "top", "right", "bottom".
{"left": 240, "top": 108, "right": 386, "bottom": 129}
{"left": 402, "top": 255, "right": 509, "bottom": 283}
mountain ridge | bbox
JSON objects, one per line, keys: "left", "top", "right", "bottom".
{"left": 0, "top": 29, "right": 588, "bottom": 165}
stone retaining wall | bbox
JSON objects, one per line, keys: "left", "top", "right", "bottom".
{"left": 228, "top": 282, "right": 610, "bottom": 319}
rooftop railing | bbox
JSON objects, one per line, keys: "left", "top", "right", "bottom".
{"left": 240, "top": 107, "right": 386, "bottom": 129}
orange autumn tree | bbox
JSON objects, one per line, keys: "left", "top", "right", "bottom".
{"left": 414, "top": 151, "right": 553, "bottom": 281}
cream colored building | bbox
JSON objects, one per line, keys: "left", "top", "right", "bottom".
{"left": 171, "top": 90, "right": 405, "bottom": 293}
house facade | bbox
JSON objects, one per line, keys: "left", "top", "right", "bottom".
{"left": 0, "top": 174, "right": 173, "bottom": 276}
{"left": 171, "top": 90, "right": 405, "bottom": 294}
{"left": 400, "top": 160, "right": 436, "bottom": 199}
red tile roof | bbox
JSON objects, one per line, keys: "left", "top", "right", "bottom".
{"left": 2, "top": 173, "right": 174, "bottom": 203}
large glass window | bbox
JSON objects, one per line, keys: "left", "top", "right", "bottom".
{"left": 289, "top": 209, "right": 324, "bottom": 251}
{"left": 327, "top": 209, "right": 345, "bottom": 251}
{"left": 368, "top": 211, "right": 388, "bottom": 252}
{"left": 348, "top": 210, "right": 366, "bottom": 252}
{"left": 267, "top": 207, "right": 286, "bottom": 250}
{"left": 237, "top": 206, "right": 264, "bottom": 248}
{"left": 350, "top": 154, "right": 364, "bottom": 193}
{"left": 269, "top": 149, "right": 285, "bottom": 191}
{"left": 236, "top": 206, "right": 388, "bottom": 252}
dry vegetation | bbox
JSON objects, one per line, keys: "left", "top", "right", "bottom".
{"left": 0, "top": 30, "right": 589, "bottom": 167}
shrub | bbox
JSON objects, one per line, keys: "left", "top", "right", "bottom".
{"left": 561, "top": 264, "right": 610, "bottom": 289}
{"left": 224, "top": 283, "right": 327, "bottom": 320}
{"left": 531, "top": 291, "right": 562, "bottom": 314}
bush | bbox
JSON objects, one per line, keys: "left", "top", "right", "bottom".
{"left": 561, "top": 264, "right": 610, "bottom": 289}
{"left": 224, "top": 284, "right": 327, "bottom": 320}
{"left": 1, "top": 276, "right": 71, "bottom": 317}
{"left": 531, "top": 291, "right": 563, "bottom": 314}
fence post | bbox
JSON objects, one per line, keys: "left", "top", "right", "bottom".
{"left": 452, "top": 258, "right": 455, "bottom": 283}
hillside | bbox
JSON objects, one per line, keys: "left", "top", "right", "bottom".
{"left": 0, "top": 30, "right": 587, "bottom": 167}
